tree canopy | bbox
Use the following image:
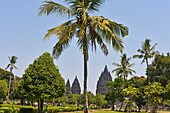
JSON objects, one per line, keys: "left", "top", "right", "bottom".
{"left": 21, "top": 52, "right": 65, "bottom": 113}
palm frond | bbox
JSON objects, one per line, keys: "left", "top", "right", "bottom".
{"left": 5, "top": 64, "right": 10, "bottom": 70}
{"left": 112, "top": 63, "right": 121, "bottom": 67}
{"left": 127, "top": 63, "right": 135, "bottom": 67}
{"left": 53, "top": 40, "right": 70, "bottom": 59}
{"left": 11, "top": 56, "right": 18, "bottom": 64}
{"left": 87, "top": 0, "right": 105, "bottom": 12}
{"left": 44, "top": 20, "right": 76, "bottom": 40}
{"left": 14, "top": 65, "right": 18, "bottom": 70}
{"left": 89, "top": 16, "right": 128, "bottom": 52}
{"left": 51, "top": 21, "right": 77, "bottom": 59}
{"left": 137, "top": 49, "right": 145, "bottom": 54}
{"left": 150, "top": 43, "right": 157, "bottom": 51}
{"left": 133, "top": 55, "right": 143, "bottom": 59}
{"left": 93, "top": 29, "right": 109, "bottom": 55}
{"left": 39, "top": 1, "right": 74, "bottom": 17}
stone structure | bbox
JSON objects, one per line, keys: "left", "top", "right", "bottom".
{"left": 96, "top": 65, "right": 112, "bottom": 95}
{"left": 66, "top": 79, "right": 71, "bottom": 96}
{"left": 66, "top": 76, "right": 81, "bottom": 96}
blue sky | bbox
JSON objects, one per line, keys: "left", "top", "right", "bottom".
{"left": 0, "top": 0, "right": 169, "bottom": 94}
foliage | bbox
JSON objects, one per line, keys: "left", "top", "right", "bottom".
{"left": 128, "top": 76, "right": 147, "bottom": 112}
{"left": 21, "top": 52, "right": 65, "bottom": 113}
{"left": 144, "top": 82, "right": 167, "bottom": 113}
{"left": 148, "top": 53, "right": 170, "bottom": 87}
{"left": 133, "top": 39, "right": 158, "bottom": 112}
{"left": 0, "top": 80, "right": 8, "bottom": 100}
{"left": 0, "top": 68, "right": 14, "bottom": 83}
{"left": 106, "top": 77, "right": 124, "bottom": 111}
{"left": 123, "top": 86, "right": 138, "bottom": 113}
{"left": 78, "top": 91, "right": 96, "bottom": 105}
{"left": 95, "top": 94, "right": 107, "bottom": 107}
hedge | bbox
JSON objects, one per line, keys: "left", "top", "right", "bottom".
{"left": 0, "top": 110, "right": 4, "bottom": 113}
{"left": 0, "top": 104, "right": 99, "bottom": 113}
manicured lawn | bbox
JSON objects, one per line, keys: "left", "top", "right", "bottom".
{"left": 58, "top": 110, "right": 170, "bottom": 113}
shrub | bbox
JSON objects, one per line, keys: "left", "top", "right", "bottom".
{"left": 0, "top": 110, "right": 4, "bottom": 113}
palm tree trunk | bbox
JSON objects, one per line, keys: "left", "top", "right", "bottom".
{"left": 83, "top": 30, "right": 89, "bottom": 113}
{"left": 146, "top": 58, "right": 149, "bottom": 112}
{"left": 7, "top": 67, "right": 13, "bottom": 104}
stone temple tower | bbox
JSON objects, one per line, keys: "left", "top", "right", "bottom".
{"left": 96, "top": 65, "right": 112, "bottom": 95}
{"left": 71, "top": 76, "right": 81, "bottom": 95}
{"left": 66, "top": 79, "right": 71, "bottom": 96}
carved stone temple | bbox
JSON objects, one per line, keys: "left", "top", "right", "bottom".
{"left": 96, "top": 65, "right": 112, "bottom": 95}
{"left": 66, "top": 76, "right": 81, "bottom": 96}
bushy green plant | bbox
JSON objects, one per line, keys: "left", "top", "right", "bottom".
{"left": 0, "top": 110, "right": 4, "bottom": 113}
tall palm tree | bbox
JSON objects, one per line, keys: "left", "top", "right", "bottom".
{"left": 112, "top": 53, "right": 135, "bottom": 111}
{"left": 133, "top": 39, "right": 157, "bottom": 85}
{"left": 112, "top": 53, "right": 136, "bottom": 85}
{"left": 133, "top": 39, "right": 157, "bottom": 112}
{"left": 5, "top": 56, "right": 18, "bottom": 103}
{"left": 39, "top": 1, "right": 128, "bottom": 112}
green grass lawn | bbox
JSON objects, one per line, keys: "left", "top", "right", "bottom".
{"left": 58, "top": 110, "right": 170, "bottom": 113}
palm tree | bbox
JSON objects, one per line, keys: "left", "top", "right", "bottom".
{"left": 39, "top": 1, "right": 128, "bottom": 112}
{"left": 133, "top": 39, "right": 157, "bottom": 85}
{"left": 5, "top": 56, "right": 18, "bottom": 103}
{"left": 112, "top": 53, "right": 135, "bottom": 111}
{"left": 112, "top": 54, "right": 136, "bottom": 82}
{"left": 133, "top": 39, "right": 157, "bottom": 112}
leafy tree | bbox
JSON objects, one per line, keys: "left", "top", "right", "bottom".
{"left": 0, "top": 80, "right": 8, "bottom": 100}
{"left": 0, "top": 68, "right": 14, "bottom": 83}
{"left": 10, "top": 79, "right": 30, "bottom": 105}
{"left": 55, "top": 95, "right": 68, "bottom": 106}
{"left": 21, "top": 52, "right": 65, "bottom": 113}
{"left": 144, "top": 82, "right": 166, "bottom": 113}
{"left": 133, "top": 39, "right": 157, "bottom": 112}
{"left": 78, "top": 91, "right": 95, "bottom": 105}
{"left": 128, "top": 76, "right": 147, "bottom": 112}
{"left": 5, "top": 56, "right": 18, "bottom": 103}
{"left": 68, "top": 92, "right": 77, "bottom": 104}
{"left": 106, "top": 77, "right": 124, "bottom": 111}
{"left": 39, "top": 1, "right": 128, "bottom": 113}
{"left": 104, "top": 91, "right": 116, "bottom": 110}
{"left": 123, "top": 86, "right": 138, "bottom": 113}
{"left": 148, "top": 53, "right": 170, "bottom": 87}
{"left": 112, "top": 53, "right": 136, "bottom": 86}
{"left": 95, "top": 94, "right": 106, "bottom": 107}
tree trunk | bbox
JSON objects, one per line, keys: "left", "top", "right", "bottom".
{"left": 111, "top": 101, "right": 115, "bottom": 111}
{"left": 40, "top": 99, "right": 43, "bottom": 113}
{"left": 146, "top": 58, "right": 149, "bottom": 112}
{"left": 138, "top": 106, "right": 141, "bottom": 112}
{"left": 83, "top": 30, "right": 89, "bottom": 113}
{"left": 38, "top": 98, "right": 40, "bottom": 113}
{"left": 20, "top": 99, "right": 24, "bottom": 105}
{"left": 7, "top": 67, "right": 13, "bottom": 104}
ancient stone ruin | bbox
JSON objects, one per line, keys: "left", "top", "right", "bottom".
{"left": 66, "top": 65, "right": 112, "bottom": 96}
{"left": 66, "top": 76, "right": 81, "bottom": 96}
{"left": 96, "top": 65, "right": 112, "bottom": 95}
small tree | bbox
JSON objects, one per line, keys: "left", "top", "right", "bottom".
{"left": 123, "top": 86, "right": 138, "bottom": 113}
{"left": 106, "top": 77, "right": 124, "bottom": 111}
{"left": 0, "top": 80, "right": 8, "bottom": 100}
{"left": 22, "top": 52, "right": 65, "bottom": 113}
{"left": 144, "top": 82, "right": 166, "bottom": 113}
